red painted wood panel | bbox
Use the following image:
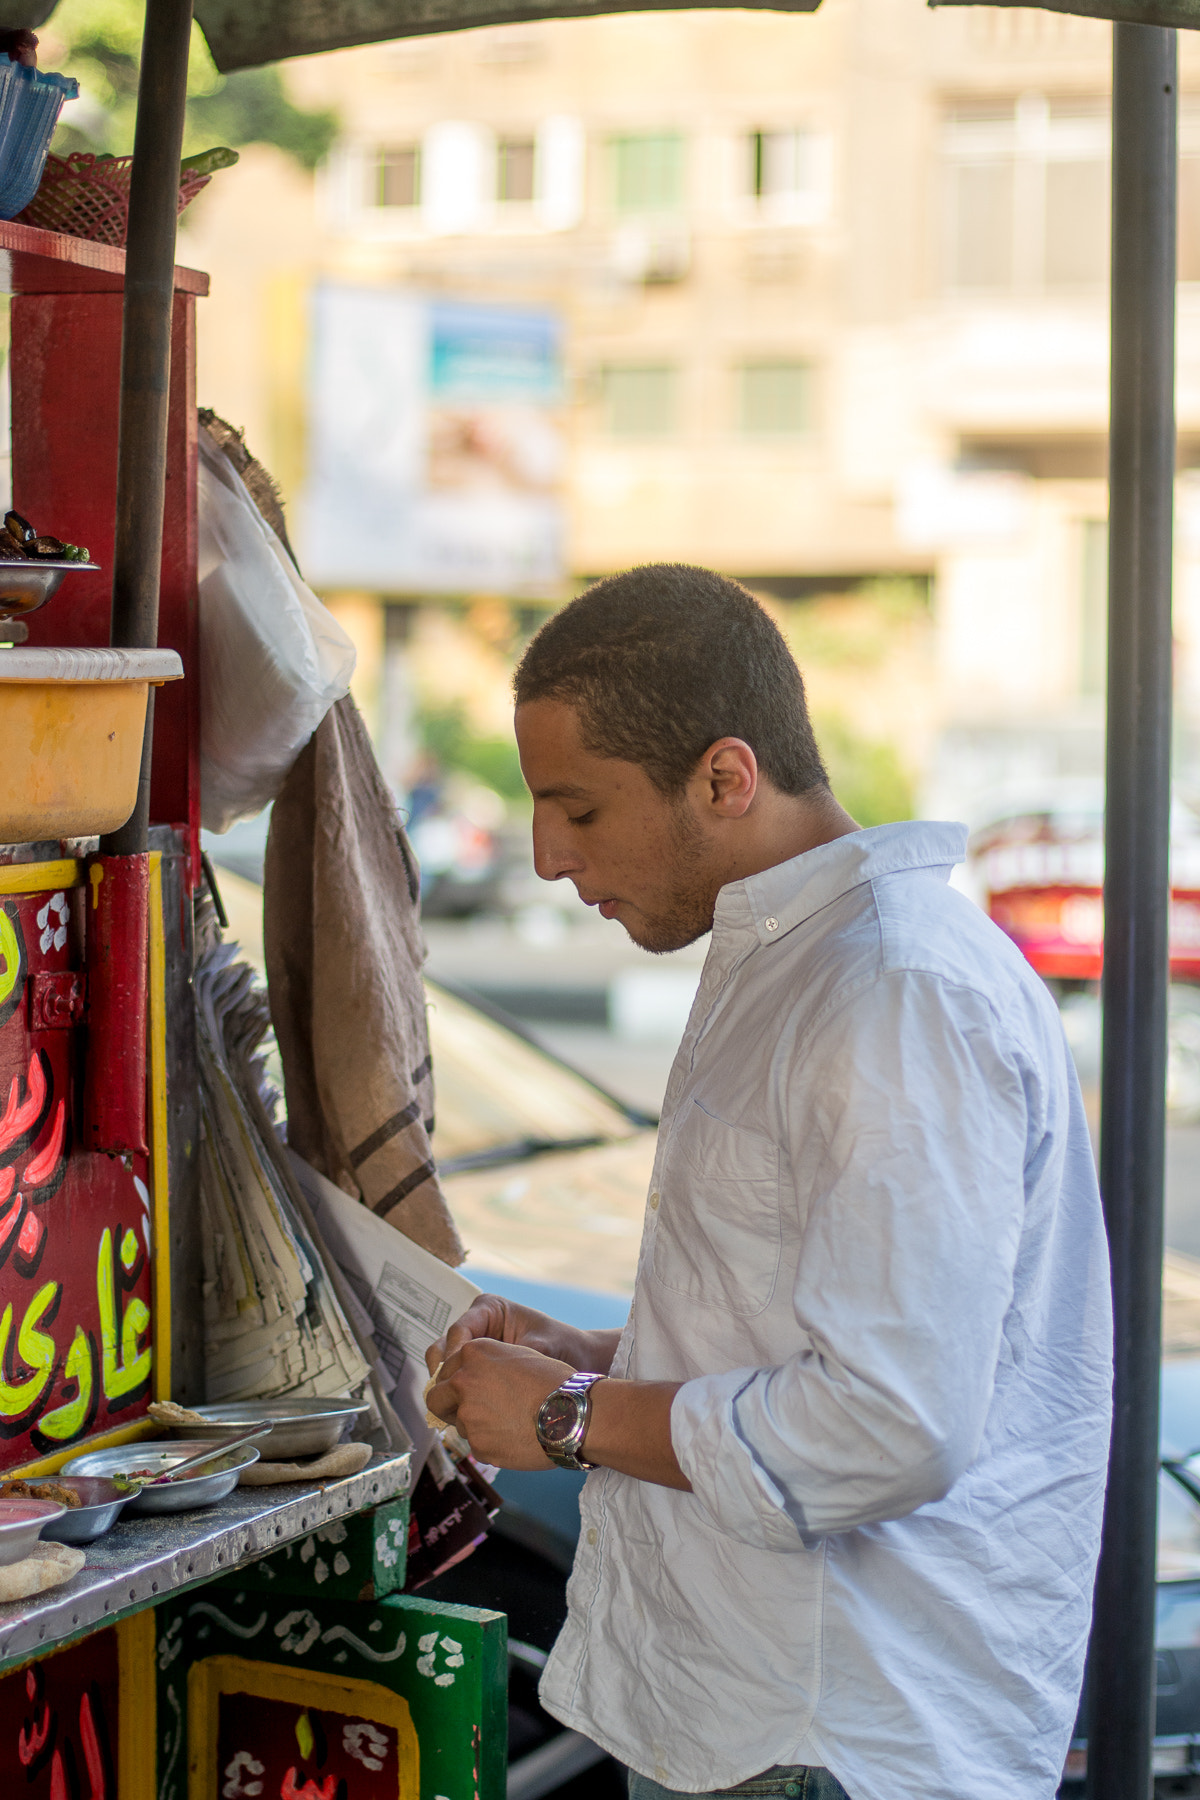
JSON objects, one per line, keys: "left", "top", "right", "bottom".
{"left": 0, "top": 214, "right": 208, "bottom": 295}
{"left": 0, "top": 1626, "right": 119, "bottom": 1793}
{"left": 11, "top": 291, "right": 201, "bottom": 878}
{"left": 0, "top": 885, "right": 152, "bottom": 1467}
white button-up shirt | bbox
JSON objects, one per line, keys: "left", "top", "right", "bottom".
{"left": 540, "top": 821, "right": 1113, "bottom": 1799}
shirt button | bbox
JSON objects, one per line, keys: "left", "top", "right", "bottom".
{"left": 586, "top": 1527, "right": 598, "bottom": 1546}
{"left": 764, "top": 916, "right": 779, "bottom": 932}
{"left": 649, "top": 1190, "right": 660, "bottom": 1210}
{"left": 785, "top": 1787, "right": 801, "bottom": 1798}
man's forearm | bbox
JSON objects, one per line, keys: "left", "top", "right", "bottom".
{"left": 583, "top": 1377, "right": 691, "bottom": 1491}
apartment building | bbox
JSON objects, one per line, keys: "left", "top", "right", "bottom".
{"left": 177, "top": 2, "right": 1200, "bottom": 806}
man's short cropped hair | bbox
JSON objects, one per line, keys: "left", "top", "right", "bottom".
{"left": 514, "top": 564, "right": 829, "bottom": 797}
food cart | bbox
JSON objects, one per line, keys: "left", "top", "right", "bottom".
{"left": 0, "top": 47, "right": 506, "bottom": 1800}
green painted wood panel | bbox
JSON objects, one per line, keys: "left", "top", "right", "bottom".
{"left": 154, "top": 1576, "right": 506, "bottom": 1800}
{"left": 239, "top": 1497, "right": 411, "bottom": 1602}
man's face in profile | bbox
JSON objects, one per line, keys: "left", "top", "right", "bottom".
{"left": 515, "top": 698, "right": 718, "bottom": 954}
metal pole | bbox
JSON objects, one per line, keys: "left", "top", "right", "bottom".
{"left": 100, "top": 0, "right": 193, "bottom": 858}
{"left": 1087, "top": 25, "right": 1177, "bottom": 1800}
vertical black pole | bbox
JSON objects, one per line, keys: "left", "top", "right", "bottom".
{"left": 100, "top": 0, "right": 193, "bottom": 858}
{"left": 1087, "top": 25, "right": 1177, "bottom": 1800}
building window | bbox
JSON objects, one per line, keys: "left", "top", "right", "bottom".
{"left": 941, "top": 95, "right": 1110, "bottom": 294}
{"left": 600, "top": 365, "right": 677, "bottom": 435}
{"left": 738, "top": 361, "right": 814, "bottom": 435}
{"left": 498, "top": 137, "right": 536, "bottom": 203}
{"left": 375, "top": 145, "right": 421, "bottom": 208}
{"left": 750, "top": 130, "right": 814, "bottom": 201}
{"left": 611, "top": 134, "right": 684, "bottom": 213}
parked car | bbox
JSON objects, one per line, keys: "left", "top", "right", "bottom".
{"left": 966, "top": 781, "right": 1200, "bottom": 1118}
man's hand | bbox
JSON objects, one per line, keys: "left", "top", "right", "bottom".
{"left": 426, "top": 1333, "right": 693, "bottom": 1490}
{"left": 425, "top": 1294, "right": 621, "bottom": 1381}
{"left": 426, "top": 1337, "right": 574, "bottom": 1469}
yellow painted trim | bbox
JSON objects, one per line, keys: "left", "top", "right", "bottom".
{"left": 148, "top": 850, "right": 171, "bottom": 1400}
{"left": 118, "top": 1609, "right": 157, "bottom": 1790}
{"left": 0, "top": 859, "right": 82, "bottom": 895}
{"left": 189, "top": 1655, "right": 420, "bottom": 1800}
{"left": 5, "top": 1416, "right": 157, "bottom": 1478}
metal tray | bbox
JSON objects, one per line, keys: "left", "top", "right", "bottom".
{"left": 169, "top": 1398, "right": 370, "bottom": 1461}
{"left": 62, "top": 1441, "right": 261, "bottom": 1514}
{"left": 38, "top": 1478, "right": 133, "bottom": 1544}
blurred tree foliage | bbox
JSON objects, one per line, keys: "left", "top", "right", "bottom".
{"left": 44, "top": 0, "right": 337, "bottom": 168}
{"left": 418, "top": 702, "right": 529, "bottom": 805}
{"left": 815, "top": 713, "right": 914, "bottom": 829}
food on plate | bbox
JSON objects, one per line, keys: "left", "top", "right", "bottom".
{"left": 0, "top": 1478, "right": 81, "bottom": 1508}
{"left": 111, "top": 1452, "right": 239, "bottom": 1491}
{"left": 0, "top": 510, "right": 89, "bottom": 563}
{"left": 147, "top": 1399, "right": 208, "bottom": 1428}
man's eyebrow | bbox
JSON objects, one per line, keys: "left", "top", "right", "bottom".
{"left": 532, "top": 782, "right": 593, "bottom": 801}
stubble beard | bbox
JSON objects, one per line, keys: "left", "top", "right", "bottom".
{"left": 622, "top": 801, "right": 719, "bottom": 955}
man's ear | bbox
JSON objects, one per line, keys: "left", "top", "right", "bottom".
{"left": 700, "top": 739, "right": 758, "bottom": 819}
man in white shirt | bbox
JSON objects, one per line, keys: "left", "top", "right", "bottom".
{"left": 426, "top": 564, "right": 1113, "bottom": 1800}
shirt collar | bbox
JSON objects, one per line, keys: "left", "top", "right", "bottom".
{"left": 713, "top": 820, "right": 969, "bottom": 948}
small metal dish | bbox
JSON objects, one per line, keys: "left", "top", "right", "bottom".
{"left": 0, "top": 560, "right": 99, "bottom": 620}
{"left": 37, "top": 1478, "right": 132, "bottom": 1544}
{"left": 62, "top": 1441, "right": 261, "bottom": 1514}
{"left": 171, "top": 1398, "right": 370, "bottom": 1461}
{"left": 0, "top": 1496, "right": 65, "bottom": 1566}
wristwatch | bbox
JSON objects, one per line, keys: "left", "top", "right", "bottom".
{"left": 535, "top": 1372, "right": 606, "bottom": 1472}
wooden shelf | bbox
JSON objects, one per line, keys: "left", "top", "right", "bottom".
{"left": 0, "top": 216, "right": 208, "bottom": 296}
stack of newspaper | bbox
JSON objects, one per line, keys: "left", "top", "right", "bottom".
{"left": 196, "top": 942, "right": 372, "bottom": 1404}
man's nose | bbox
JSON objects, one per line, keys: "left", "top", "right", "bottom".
{"left": 532, "top": 816, "right": 583, "bottom": 883}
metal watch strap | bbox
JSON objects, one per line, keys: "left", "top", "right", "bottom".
{"left": 536, "top": 1371, "right": 606, "bottom": 1472}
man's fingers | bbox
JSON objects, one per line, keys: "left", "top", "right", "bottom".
{"left": 426, "top": 1372, "right": 459, "bottom": 1428}
{"left": 426, "top": 1295, "right": 517, "bottom": 1376}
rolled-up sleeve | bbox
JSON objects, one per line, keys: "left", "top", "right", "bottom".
{"left": 671, "top": 968, "right": 1035, "bottom": 1550}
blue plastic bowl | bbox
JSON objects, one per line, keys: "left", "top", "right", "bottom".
{"left": 0, "top": 59, "right": 77, "bottom": 222}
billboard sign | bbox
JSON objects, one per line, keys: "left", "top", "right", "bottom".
{"left": 301, "top": 285, "right": 565, "bottom": 596}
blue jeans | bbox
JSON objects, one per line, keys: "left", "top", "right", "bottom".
{"left": 628, "top": 1768, "right": 853, "bottom": 1800}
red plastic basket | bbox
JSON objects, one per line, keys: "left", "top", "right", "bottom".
{"left": 14, "top": 151, "right": 210, "bottom": 247}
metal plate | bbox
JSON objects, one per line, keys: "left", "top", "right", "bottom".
{"left": 0, "top": 561, "right": 98, "bottom": 619}
{"left": 172, "top": 1398, "right": 371, "bottom": 1460}
{"left": 37, "top": 1478, "right": 131, "bottom": 1545}
{"left": 0, "top": 1497, "right": 64, "bottom": 1566}
{"left": 62, "top": 1441, "right": 261, "bottom": 1514}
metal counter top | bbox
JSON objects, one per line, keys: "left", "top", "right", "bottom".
{"left": 0, "top": 1450, "right": 411, "bottom": 1671}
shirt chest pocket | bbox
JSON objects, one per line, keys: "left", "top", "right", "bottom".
{"left": 651, "top": 1099, "right": 782, "bottom": 1317}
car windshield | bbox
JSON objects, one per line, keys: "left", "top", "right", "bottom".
{"left": 1159, "top": 1468, "right": 1200, "bottom": 1581}
{"left": 426, "top": 982, "right": 640, "bottom": 1165}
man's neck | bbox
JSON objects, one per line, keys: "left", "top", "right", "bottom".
{"left": 714, "top": 786, "right": 861, "bottom": 890}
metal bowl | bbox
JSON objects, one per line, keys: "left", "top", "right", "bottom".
{"left": 62, "top": 1441, "right": 261, "bottom": 1514}
{"left": 169, "top": 1398, "right": 370, "bottom": 1461}
{"left": 0, "top": 1496, "right": 65, "bottom": 1565}
{"left": 37, "top": 1477, "right": 132, "bottom": 1544}
{"left": 0, "top": 561, "right": 99, "bottom": 620}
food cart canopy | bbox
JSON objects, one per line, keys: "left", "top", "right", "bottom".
{"left": 929, "top": 0, "right": 1200, "bottom": 26}
{"left": 189, "top": 0, "right": 818, "bottom": 72}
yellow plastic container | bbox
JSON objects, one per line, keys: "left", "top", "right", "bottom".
{"left": 0, "top": 647, "right": 183, "bottom": 842}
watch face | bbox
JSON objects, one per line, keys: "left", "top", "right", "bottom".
{"left": 539, "top": 1393, "right": 581, "bottom": 1447}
